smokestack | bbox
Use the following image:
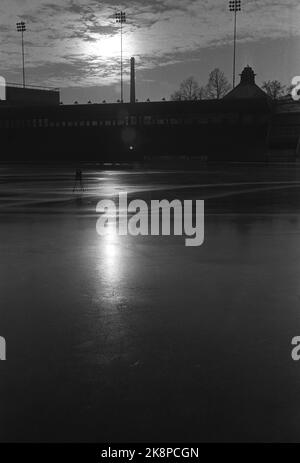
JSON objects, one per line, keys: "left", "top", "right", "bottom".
{"left": 130, "top": 57, "right": 136, "bottom": 104}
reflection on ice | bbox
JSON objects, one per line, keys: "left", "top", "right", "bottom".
{"left": 97, "top": 220, "right": 122, "bottom": 283}
{"left": 2, "top": 164, "right": 300, "bottom": 442}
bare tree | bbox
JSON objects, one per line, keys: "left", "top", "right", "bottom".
{"left": 205, "top": 68, "right": 231, "bottom": 99}
{"left": 262, "top": 80, "right": 286, "bottom": 99}
{"left": 198, "top": 86, "right": 207, "bottom": 100}
{"left": 171, "top": 76, "right": 203, "bottom": 101}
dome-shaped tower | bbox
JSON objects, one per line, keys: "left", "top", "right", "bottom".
{"left": 240, "top": 65, "right": 256, "bottom": 85}
{"left": 223, "top": 66, "right": 269, "bottom": 99}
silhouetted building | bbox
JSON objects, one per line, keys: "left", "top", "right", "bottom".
{"left": 267, "top": 94, "right": 300, "bottom": 161}
{"left": 224, "top": 65, "right": 269, "bottom": 100}
{"left": 0, "top": 83, "right": 60, "bottom": 107}
{"left": 223, "top": 65, "right": 300, "bottom": 161}
{"left": 0, "top": 67, "right": 298, "bottom": 163}
{"left": 0, "top": 98, "right": 272, "bottom": 162}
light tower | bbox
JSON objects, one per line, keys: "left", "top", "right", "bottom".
{"left": 229, "top": 0, "right": 241, "bottom": 89}
{"left": 16, "top": 21, "right": 26, "bottom": 88}
{"left": 115, "top": 11, "right": 126, "bottom": 103}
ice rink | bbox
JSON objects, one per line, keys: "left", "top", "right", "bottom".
{"left": 1, "top": 163, "right": 300, "bottom": 442}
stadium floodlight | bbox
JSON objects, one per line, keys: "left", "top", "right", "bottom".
{"left": 115, "top": 11, "right": 126, "bottom": 103}
{"left": 229, "top": 1, "right": 242, "bottom": 88}
{"left": 16, "top": 21, "right": 26, "bottom": 88}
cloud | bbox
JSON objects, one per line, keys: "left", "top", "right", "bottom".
{"left": 0, "top": 0, "right": 299, "bottom": 89}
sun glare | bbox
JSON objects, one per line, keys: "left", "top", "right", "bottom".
{"left": 83, "top": 33, "right": 136, "bottom": 61}
{"left": 97, "top": 220, "right": 121, "bottom": 281}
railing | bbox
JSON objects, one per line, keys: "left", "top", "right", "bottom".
{"left": 7, "top": 82, "right": 60, "bottom": 92}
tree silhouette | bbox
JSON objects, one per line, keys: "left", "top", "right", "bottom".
{"left": 262, "top": 80, "right": 286, "bottom": 99}
{"left": 205, "top": 68, "right": 231, "bottom": 99}
{"left": 171, "top": 76, "right": 204, "bottom": 101}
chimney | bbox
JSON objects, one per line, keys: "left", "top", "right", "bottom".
{"left": 130, "top": 57, "right": 136, "bottom": 104}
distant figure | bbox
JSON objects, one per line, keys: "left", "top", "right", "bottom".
{"left": 73, "top": 167, "right": 84, "bottom": 192}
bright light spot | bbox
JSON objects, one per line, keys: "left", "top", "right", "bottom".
{"left": 97, "top": 219, "right": 121, "bottom": 281}
{"left": 104, "top": 241, "right": 117, "bottom": 259}
{"left": 82, "top": 33, "right": 137, "bottom": 61}
{"left": 103, "top": 220, "right": 117, "bottom": 241}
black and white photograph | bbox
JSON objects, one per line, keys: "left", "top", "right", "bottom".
{"left": 0, "top": 0, "right": 300, "bottom": 453}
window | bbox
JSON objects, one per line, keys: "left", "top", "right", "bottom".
{"left": 143, "top": 116, "right": 152, "bottom": 125}
{"left": 197, "top": 115, "right": 208, "bottom": 124}
{"left": 209, "top": 114, "right": 222, "bottom": 124}
{"left": 157, "top": 118, "right": 167, "bottom": 125}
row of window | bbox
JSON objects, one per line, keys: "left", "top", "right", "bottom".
{"left": 0, "top": 114, "right": 267, "bottom": 129}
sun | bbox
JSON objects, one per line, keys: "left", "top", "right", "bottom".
{"left": 83, "top": 33, "right": 136, "bottom": 61}
{"left": 99, "top": 34, "right": 122, "bottom": 59}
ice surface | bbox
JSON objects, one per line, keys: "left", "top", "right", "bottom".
{"left": 1, "top": 164, "right": 300, "bottom": 442}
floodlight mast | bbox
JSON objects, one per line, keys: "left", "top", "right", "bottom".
{"left": 229, "top": 1, "right": 241, "bottom": 88}
{"left": 16, "top": 21, "right": 27, "bottom": 88}
{"left": 115, "top": 11, "right": 126, "bottom": 103}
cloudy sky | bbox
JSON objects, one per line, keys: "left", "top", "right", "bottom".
{"left": 0, "top": 0, "right": 299, "bottom": 103}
